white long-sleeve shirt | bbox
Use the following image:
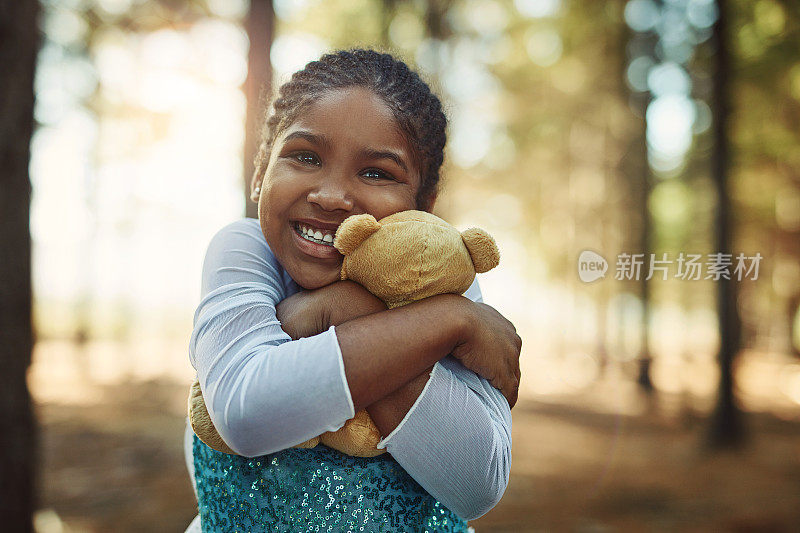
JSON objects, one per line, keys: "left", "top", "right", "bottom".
{"left": 186, "top": 218, "right": 512, "bottom": 520}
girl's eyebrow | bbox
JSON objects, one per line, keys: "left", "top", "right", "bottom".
{"left": 359, "top": 147, "right": 409, "bottom": 173}
{"left": 282, "top": 130, "right": 333, "bottom": 151}
{"left": 285, "top": 130, "right": 410, "bottom": 173}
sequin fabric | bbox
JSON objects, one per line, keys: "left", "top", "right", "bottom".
{"left": 193, "top": 434, "right": 470, "bottom": 532}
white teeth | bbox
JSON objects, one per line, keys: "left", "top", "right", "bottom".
{"left": 296, "top": 223, "right": 336, "bottom": 246}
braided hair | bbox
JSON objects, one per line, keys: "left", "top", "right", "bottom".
{"left": 253, "top": 49, "right": 447, "bottom": 208}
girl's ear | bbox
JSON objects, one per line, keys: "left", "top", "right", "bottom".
{"left": 461, "top": 227, "right": 500, "bottom": 273}
{"left": 250, "top": 169, "right": 265, "bottom": 202}
{"left": 334, "top": 214, "right": 381, "bottom": 256}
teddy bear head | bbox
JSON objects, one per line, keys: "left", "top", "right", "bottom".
{"left": 333, "top": 210, "right": 499, "bottom": 308}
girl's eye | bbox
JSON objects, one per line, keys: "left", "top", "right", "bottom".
{"left": 362, "top": 168, "right": 395, "bottom": 182}
{"left": 291, "top": 152, "right": 320, "bottom": 166}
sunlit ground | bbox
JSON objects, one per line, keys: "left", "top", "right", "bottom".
{"left": 28, "top": 338, "right": 800, "bottom": 533}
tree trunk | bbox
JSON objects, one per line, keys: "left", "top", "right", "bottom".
{"left": 0, "top": 0, "right": 39, "bottom": 530}
{"left": 636, "top": 112, "right": 654, "bottom": 392}
{"left": 623, "top": 2, "right": 657, "bottom": 391}
{"left": 379, "top": 0, "right": 399, "bottom": 47}
{"left": 244, "top": 0, "right": 274, "bottom": 219}
{"left": 424, "top": 0, "right": 452, "bottom": 40}
{"left": 707, "top": 0, "right": 744, "bottom": 448}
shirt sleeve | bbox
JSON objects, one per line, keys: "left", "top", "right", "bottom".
{"left": 374, "top": 278, "right": 513, "bottom": 521}
{"left": 189, "top": 219, "right": 355, "bottom": 458}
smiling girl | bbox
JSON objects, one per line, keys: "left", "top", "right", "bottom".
{"left": 185, "top": 49, "right": 521, "bottom": 532}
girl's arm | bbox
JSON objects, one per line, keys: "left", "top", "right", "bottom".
{"left": 190, "top": 221, "right": 356, "bottom": 457}
{"left": 191, "top": 220, "right": 519, "bottom": 460}
{"left": 279, "top": 283, "right": 519, "bottom": 413}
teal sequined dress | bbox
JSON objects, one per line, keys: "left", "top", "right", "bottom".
{"left": 193, "top": 434, "right": 470, "bottom": 532}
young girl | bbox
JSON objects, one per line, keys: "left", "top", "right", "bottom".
{"left": 184, "top": 49, "right": 521, "bottom": 532}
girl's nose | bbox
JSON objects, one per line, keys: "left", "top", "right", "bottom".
{"left": 307, "top": 175, "right": 354, "bottom": 212}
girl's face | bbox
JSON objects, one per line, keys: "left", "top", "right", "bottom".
{"left": 257, "top": 87, "right": 428, "bottom": 290}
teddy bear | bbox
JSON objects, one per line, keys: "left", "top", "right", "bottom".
{"left": 188, "top": 209, "right": 500, "bottom": 457}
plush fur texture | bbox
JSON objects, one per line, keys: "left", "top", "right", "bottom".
{"left": 188, "top": 210, "right": 499, "bottom": 457}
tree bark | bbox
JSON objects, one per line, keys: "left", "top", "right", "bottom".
{"left": 0, "top": 0, "right": 39, "bottom": 530}
{"left": 244, "top": 0, "right": 274, "bottom": 219}
{"left": 707, "top": 0, "right": 744, "bottom": 448}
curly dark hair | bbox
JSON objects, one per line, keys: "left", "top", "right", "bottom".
{"left": 253, "top": 48, "right": 447, "bottom": 208}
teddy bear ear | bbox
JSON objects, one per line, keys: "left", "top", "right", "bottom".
{"left": 334, "top": 214, "right": 381, "bottom": 256}
{"left": 461, "top": 227, "right": 500, "bottom": 273}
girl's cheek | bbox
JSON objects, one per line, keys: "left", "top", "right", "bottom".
{"left": 383, "top": 191, "right": 417, "bottom": 214}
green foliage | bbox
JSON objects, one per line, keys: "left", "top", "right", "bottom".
{"left": 38, "top": 0, "right": 798, "bottom": 352}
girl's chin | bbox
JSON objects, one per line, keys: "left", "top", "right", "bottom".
{"left": 292, "top": 265, "right": 342, "bottom": 290}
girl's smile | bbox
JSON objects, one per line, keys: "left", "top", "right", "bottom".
{"left": 290, "top": 219, "right": 341, "bottom": 260}
{"left": 257, "top": 87, "right": 424, "bottom": 290}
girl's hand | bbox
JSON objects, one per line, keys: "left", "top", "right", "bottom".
{"left": 451, "top": 301, "right": 522, "bottom": 408}
{"left": 276, "top": 281, "right": 386, "bottom": 340}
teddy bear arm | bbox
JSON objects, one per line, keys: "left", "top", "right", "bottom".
{"left": 188, "top": 379, "right": 237, "bottom": 454}
{"left": 319, "top": 409, "right": 386, "bottom": 457}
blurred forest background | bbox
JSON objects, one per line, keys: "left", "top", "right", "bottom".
{"left": 2, "top": 0, "right": 799, "bottom": 531}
